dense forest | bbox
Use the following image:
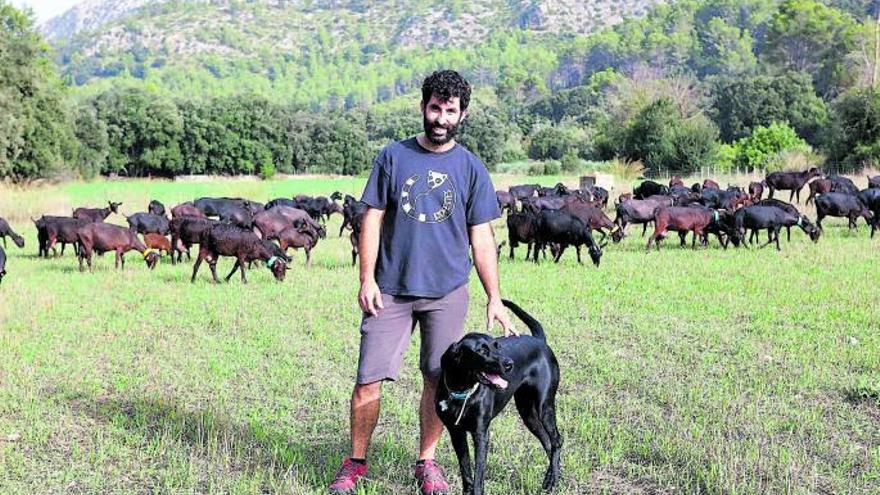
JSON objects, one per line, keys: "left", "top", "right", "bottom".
{"left": 3, "top": 0, "right": 880, "bottom": 181}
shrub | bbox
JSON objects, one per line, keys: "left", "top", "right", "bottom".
{"left": 560, "top": 152, "right": 581, "bottom": 173}
{"left": 733, "top": 122, "right": 810, "bottom": 170}
{"left": 259, "top": 161, "right": 275, "bottom": 180}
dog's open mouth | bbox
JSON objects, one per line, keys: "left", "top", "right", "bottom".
{"left": 480, "top": 372, "right": 508, "bottom": 390}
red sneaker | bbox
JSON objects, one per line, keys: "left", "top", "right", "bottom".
{"left": 328, "top": 458, "right": 367, "bottom": 494}
{"left": 413, "top": 460, "right": 450, "bottom": 495}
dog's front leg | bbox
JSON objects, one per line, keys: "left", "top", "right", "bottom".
{"left": 471, "top": 425, "right": 490, "bottom": 495}
{"left": 449, "top": 428, "right": 473, "bottom": 494}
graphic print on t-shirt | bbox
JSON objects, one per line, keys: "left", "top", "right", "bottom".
{"left": 400, "top": 169, "right": 456, "bottom": 223}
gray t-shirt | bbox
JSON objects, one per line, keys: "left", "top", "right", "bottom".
{"left": 361, "top": 137, "right": 501, "bottom": 298}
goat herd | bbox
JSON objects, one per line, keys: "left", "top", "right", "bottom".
{"left": 0, "top": 194, "right": 352, "bottom": 284}
{"left": 500, "top": 167, "right": 880, "bottom": 264}
{"left": 0, "top": 169, "right": 877, "bottom": 286}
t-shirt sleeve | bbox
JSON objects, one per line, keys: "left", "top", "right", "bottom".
{"left": 360, "top": 148, "right": 390, "bottom": 210}
{"left": 466, "top": 156, "right": 501, "bottom": 225}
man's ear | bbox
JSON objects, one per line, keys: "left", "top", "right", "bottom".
{"left": 460, "top": 109, "right": 468, "bottom": 123}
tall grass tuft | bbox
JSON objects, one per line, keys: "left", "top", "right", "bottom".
{"left": 605, "top": 158, "right": 646, "bottom": 182}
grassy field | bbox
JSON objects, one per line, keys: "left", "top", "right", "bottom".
{"left": 0, "top": 175, "right": 878, "bottom": 494}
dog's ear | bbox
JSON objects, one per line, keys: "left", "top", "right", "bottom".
{"left": 442, "top": 341, "right": 463, "bottom": 368}
{"left": 449, "top": 341, "right": 462, "bottom": 361}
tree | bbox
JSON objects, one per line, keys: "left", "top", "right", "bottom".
{"left": 620, "top": 98, "right": 719, "bottom": 174}
{"left": 827, "top": 87, "right": 880, "bottom": 168}
{"left": 286, "top": 112, "right": 370, "bottom": 174}
{"left": 92, "top": 87, "right": 183, "bottom": 177}
{"left": 0, "top": 1, "right": 77, "bottom": 180}
{"left": 458, "top": 110, "right": 510, "bottom": 170}
{"left": 764, "top": 0, "right": 860, "bottom": 97}
{"left": 695, "top": 17, "right": 757, "bottom": 76}
{"left": 711, "top": 72, "right": 829, "bottom": 145}
{"left": 527, "top": 125, "right": 585, "bottom": 161}
{"left": 528, "top": 69, "right": 621, "bottom": 124}
{"left": 72, "top": 101, "right": 109, "bottom": 178}
{"left": 365, "top": 105, "right": 421, "bottom": 143}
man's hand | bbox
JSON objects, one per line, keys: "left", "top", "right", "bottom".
{"left": 486, "top": 298, "right": 518, "bottom": 337}
{"left": 359, "top": 279, "right": 384, "bottom": 316}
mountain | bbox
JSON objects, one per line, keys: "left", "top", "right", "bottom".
{"left": 42, "top": 0, "right": 669, "bottom": 107}
{"left": 41, "top": 0, "right": 168, "bottom": 41}
{"left": 43, "top": 1, "right": 667, "bottom": 45}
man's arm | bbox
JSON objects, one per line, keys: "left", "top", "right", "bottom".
{"left": 469, "top": 222, "right": 517, "bottom": 336}
{"left": 358, "top": 207, "right": 385, "bottom": 316}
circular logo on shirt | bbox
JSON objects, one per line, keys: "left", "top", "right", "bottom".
{"left": 400, "top": 169, "right": 456, "bottom": 223}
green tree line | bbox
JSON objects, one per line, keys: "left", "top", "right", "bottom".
{"left": 4, "top": 0, "right": 880, "bottom": 180}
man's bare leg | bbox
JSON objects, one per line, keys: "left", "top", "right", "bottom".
{"left": 350, "top": 381, "right": 382, "bottom": 458}
{"left": 418, "top": 376, "right": 444, "bottom": 460}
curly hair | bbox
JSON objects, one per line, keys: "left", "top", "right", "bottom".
{"left": 421, "top": 70, "right": 471, "bottom": 110}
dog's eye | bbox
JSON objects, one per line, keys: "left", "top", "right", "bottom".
{"left": 492, "top": 341, "right": 500, "bottom": 350}
{"left": 479, "top": 346, "right": 490, "bottom": 356}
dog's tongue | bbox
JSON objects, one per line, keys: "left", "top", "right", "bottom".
{"left": 482, "top": 373, "right": 508, "bottom": 389}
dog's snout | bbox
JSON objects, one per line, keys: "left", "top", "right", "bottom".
{"left": 503, "top": 359, "right": 514, "bottom": 373}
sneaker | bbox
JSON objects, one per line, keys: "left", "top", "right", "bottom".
{"left": 413, "top": 460, "right": 450, "bottom": 495}
{"left": 328, "top": 458, "right": 368, "bottom": 494}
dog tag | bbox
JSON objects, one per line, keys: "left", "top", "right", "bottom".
{"left": 439, "top": 400, "right": 449, "bottom": 412}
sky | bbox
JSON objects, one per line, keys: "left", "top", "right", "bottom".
{"left": 13, "top": 0, "right": 84, "bottom": 24}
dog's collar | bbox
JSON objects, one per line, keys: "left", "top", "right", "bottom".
{"left": 447, "top": 381, "right": 479, "bottom": 401}
{"left": 440, "top": 377, "right": 480, "bottom": 426}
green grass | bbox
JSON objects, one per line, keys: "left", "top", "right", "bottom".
{"left": 0, "top": 176, "right": 878, "bottom": 494}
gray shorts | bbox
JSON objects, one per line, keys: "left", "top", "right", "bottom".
{"left": 356, "top": 284, "right": 469, "bottom": 384}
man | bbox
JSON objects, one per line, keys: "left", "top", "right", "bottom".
{"left": 328, "top": 70, "right": 516, "bottom": 495}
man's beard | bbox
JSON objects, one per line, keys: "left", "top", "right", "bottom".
{"left": 423, "top": 116, "right": 461, "bottom": 145}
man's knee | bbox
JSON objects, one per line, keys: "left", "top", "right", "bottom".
{"left": 352, "top": 380, "right": 383, "bottom": 404}
{"left": 422, "top": 373, "right": 439, "bottom": 388}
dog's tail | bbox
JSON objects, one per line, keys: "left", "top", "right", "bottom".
{"left": 501, "top": 299, "right": 545, "bottom": 342}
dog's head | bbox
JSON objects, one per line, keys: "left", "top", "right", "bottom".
{"left": 441, "top": 333, "right": 514, "bottom": 390}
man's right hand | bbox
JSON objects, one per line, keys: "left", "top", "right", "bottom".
{"left": 358, "top": 279, "right": 384, "bottom": 316}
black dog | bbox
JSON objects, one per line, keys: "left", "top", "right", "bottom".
{"left": 436, "top": 299, "right": 561, "bottom": 495}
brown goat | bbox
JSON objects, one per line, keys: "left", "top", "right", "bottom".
{"left": 268, "top": 224, "right": 320, "bottom": 267}
{"left": 646, "top": 207, "right": 714, "bottom": 250}
{"left": 77, "top": 223, "right": 159, "bottom": 272}
{"left": 143, "top": 233, "right": 172, "bottom": 257}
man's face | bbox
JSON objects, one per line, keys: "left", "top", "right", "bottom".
{"left": 421, "top": 94, "right": 467, "bottom": 145}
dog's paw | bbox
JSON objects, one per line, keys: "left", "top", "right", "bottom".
{"left": 541, "top": 470, "right": 559, "bottom": 492}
